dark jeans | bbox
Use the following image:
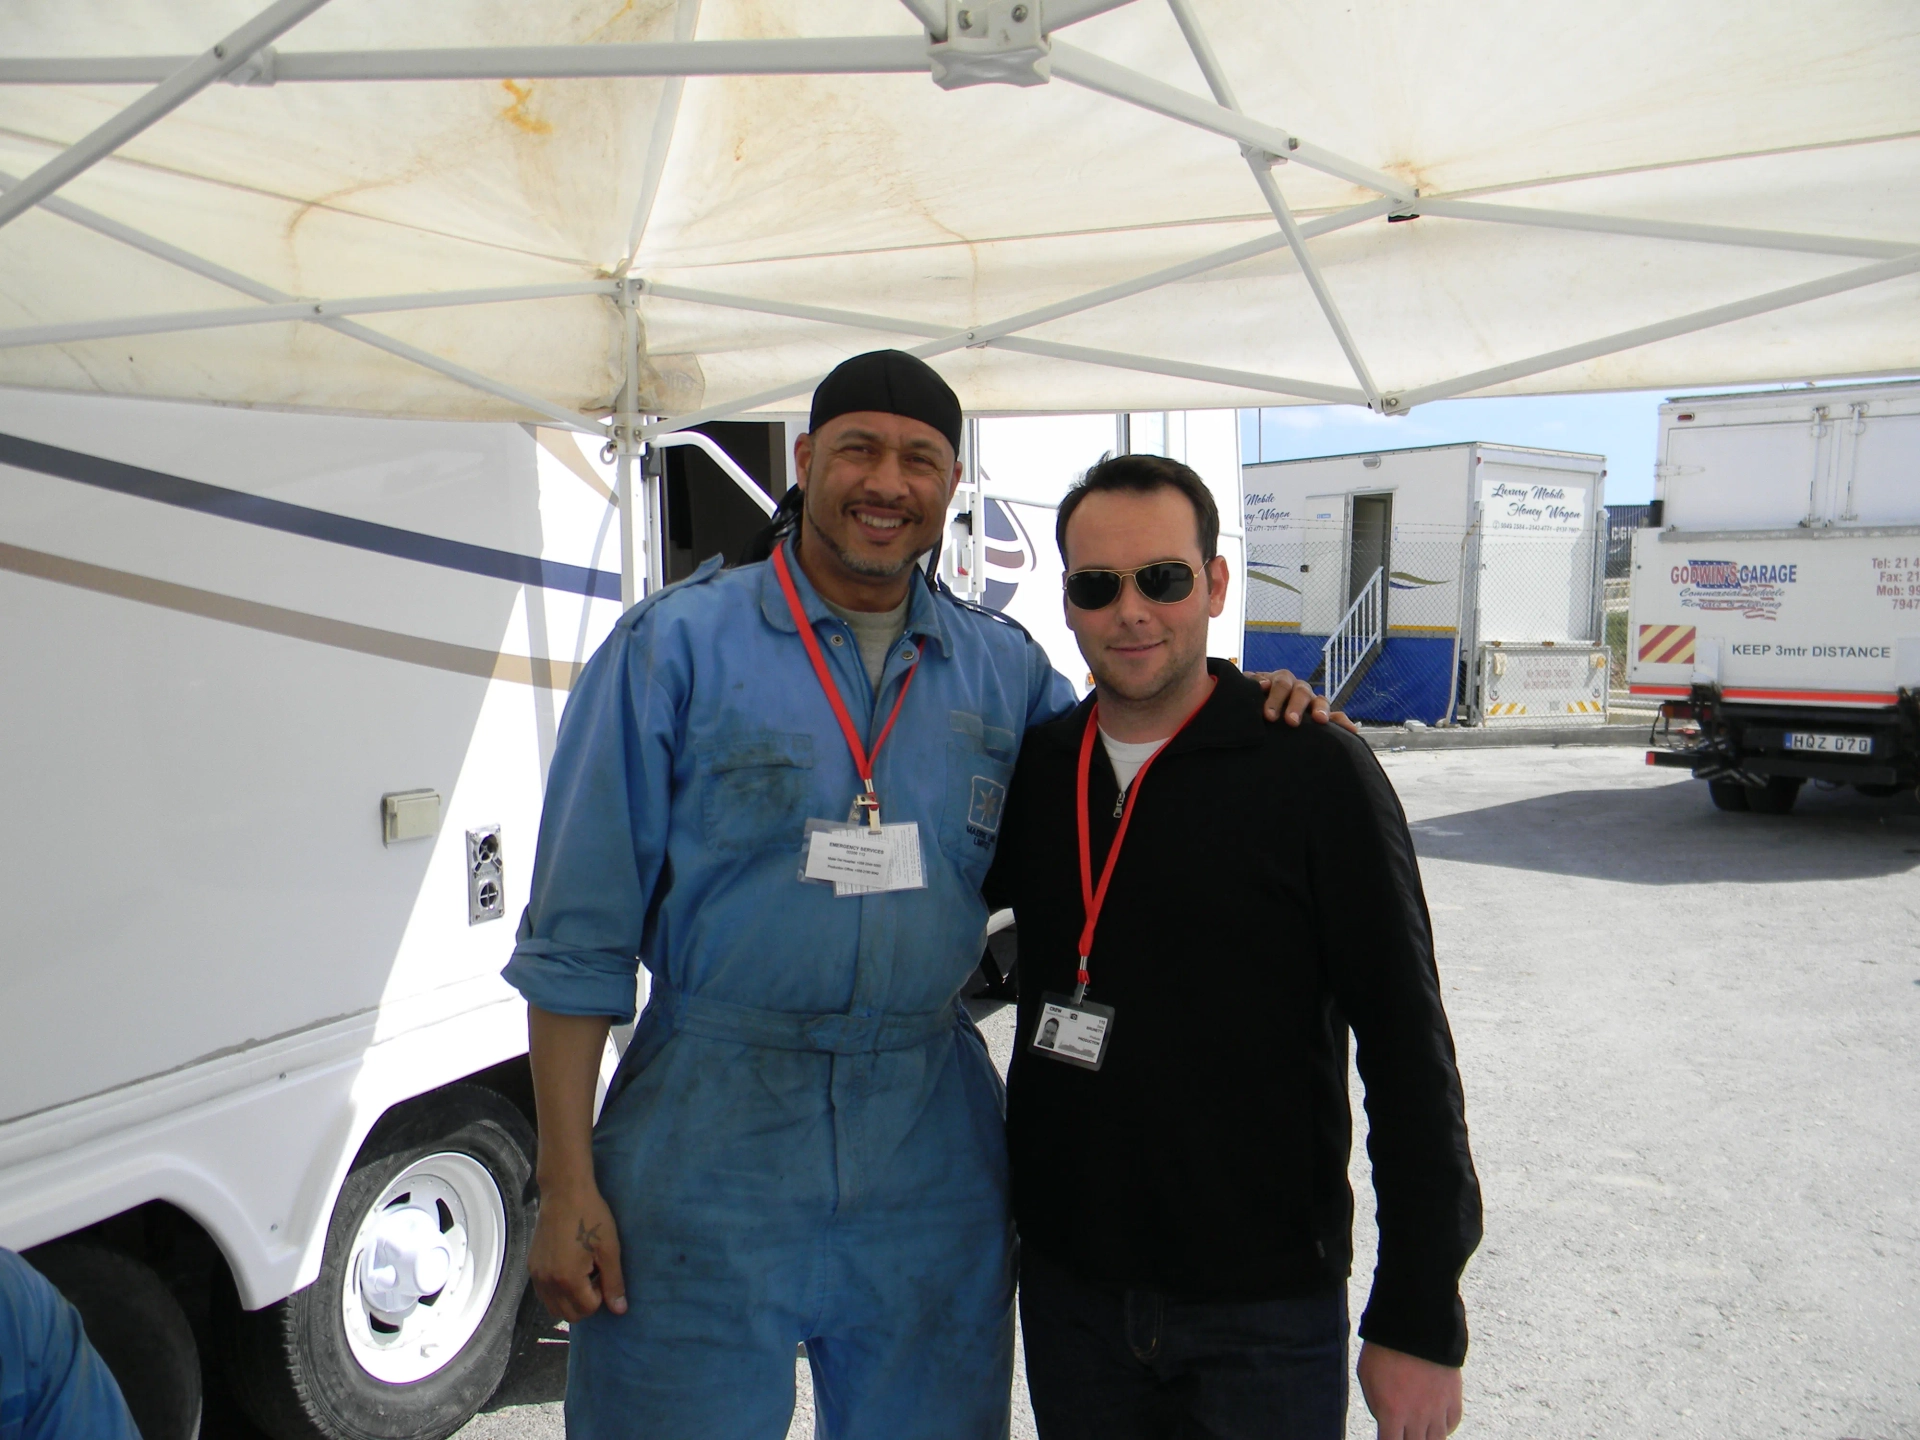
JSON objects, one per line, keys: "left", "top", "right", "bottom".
{"left": 1019, "top": 1247, "right": 1349, "bottom": 1440}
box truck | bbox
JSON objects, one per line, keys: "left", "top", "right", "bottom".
{"left": 1634, "top": 380, "right": 1920, "bottom": 811}
{"left": 1242, "top": 443, "right": 1609, "bottom": 726}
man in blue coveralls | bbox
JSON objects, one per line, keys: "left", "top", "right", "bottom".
{"left": 504, "top": 351, "right": 1328, "bottom": 1439}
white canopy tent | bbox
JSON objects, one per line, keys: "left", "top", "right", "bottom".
{"left": 2, "top": 1, "right": 1916, "bottom": 457}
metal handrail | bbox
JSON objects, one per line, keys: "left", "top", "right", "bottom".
{"left": 1321, "top": 566, "right": 1383, "bottom": 701}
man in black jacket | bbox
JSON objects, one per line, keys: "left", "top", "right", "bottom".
{"left": 987, "top": 454, "right": 1481, "bottom": 1440}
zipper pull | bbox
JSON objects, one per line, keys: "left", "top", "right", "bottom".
{"left": 1112, "top": 786, "right": 1126, "bottom": 820}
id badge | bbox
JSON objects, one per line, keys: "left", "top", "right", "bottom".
{"left": 799, "top": 818, "right": 927, "bottom": 896}
{"left": 1028, "top": 993, "right": 1114, "bottom": 1071}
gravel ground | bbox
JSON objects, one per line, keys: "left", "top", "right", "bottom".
{"left": 453, "top": 747, "right": 1920, "bottom": 1439}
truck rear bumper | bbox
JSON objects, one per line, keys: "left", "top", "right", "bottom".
{"left": 1646, "top": 749, "right": 1903, "bottom": 787}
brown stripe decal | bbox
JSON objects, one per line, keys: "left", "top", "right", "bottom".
{"left": 0, "top": 541, "right": 582, "bottom": 691}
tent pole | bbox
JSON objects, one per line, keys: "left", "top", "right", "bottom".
{"left": 0, "top": 0, "right": 334, "bottom": 233}
{"left": 986, "top": 335, "right": 1363, "bottom": 404}
{"left": 644, "top": 193, "right": 1391, "bottom": 347}
{"left": 0, "top": 170, "right": 607, "bottom": 434}
{"left": 0, "top": 282, "right": 618, "bottom": 351}
{"left": 1395, "top": 250, "right": 1920, "bottom": 407}
{"left": 1409, "top": 199, "right": 1915, "bottom": 261}
{"left": 618, "top": 278, "right": 645, "bottom": 607}
{"left": 964, "top": 418, "right": 984, "bottom": 602}
{"left": 1163, "top": 0, "right": 1382, "bottom": 409}
{"left": 897, "top": 0, "right": 947, "bottom": 38}
{"left": 0, "top": 37, "right": 933, "bottom": 86}
{"left": 1048, "top": 43, "right": 1411, "bottom": 202}
{"left": 1043, "top": 0, "right": 1142, "bottom": 27}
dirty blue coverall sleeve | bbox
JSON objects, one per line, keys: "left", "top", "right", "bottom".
{"left": 503, "top": 551, "right": 1073, "bottom": 1440}
{"left": 503, "top": 567, "right": 684, "bottom": 1022}
{"left": 0, "top": 1249, "right": 141, "bottom": 1440}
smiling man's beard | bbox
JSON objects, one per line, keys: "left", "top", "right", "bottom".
{"left": 801, "top": 484, "right": 926, "bottom": 579}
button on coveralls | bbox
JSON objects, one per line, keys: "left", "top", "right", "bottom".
{"left": 504, "top": 541, "right": 1075, "bottom": 1439}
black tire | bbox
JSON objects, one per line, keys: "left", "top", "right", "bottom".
{"left": 221, "top": 1084, "right": 534, "bottom": 1440}
{"left": 1747, "top": 775, "right": 1804, "bottom": 815}
{"left": 1855, "top": 782, "right": 1903, "bottom": 798}
{"left": 27, "top": 1241, "right": 202, "bottom": 1440}
{"left": 1707, "top": 779, "right": 1750, "bottom": 812}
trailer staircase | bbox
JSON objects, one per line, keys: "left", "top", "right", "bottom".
{"left": 1312, "top": 566, "right": 1385, "bottom": 709}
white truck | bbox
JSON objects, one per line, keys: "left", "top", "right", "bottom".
{"left": 0, "top": 386, "right": 649, "bottom": 1440}
{"left": 1632, "top": 380, "right": 1920, "bottom": 812}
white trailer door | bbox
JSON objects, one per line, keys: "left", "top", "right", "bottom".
{"left": 1664, "top": 420, "right": 1822, "bottom": 530}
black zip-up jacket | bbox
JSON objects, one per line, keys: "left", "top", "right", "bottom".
{"left": 986, "top": 660, "right": 1482, "bottom": 1366}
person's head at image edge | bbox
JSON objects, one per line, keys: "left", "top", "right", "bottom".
{"left": 1056, "top": 453, "right": 1229, "bottom": 728}
{"left": 747, "top": 349, "right": 964, "bottom": 607}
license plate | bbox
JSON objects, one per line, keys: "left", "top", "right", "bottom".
{"left": 1784, "top": 732, "right": 1872, "bottom": 755}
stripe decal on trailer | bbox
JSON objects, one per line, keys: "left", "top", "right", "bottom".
{"left": 1637, "top": 623, "right": 1696, "bottom": 665}
{"left": 0, "top": 431, "right": 623, "bottom": 601}
{"left": 0, "top": 541, "right": 582, "bottom": 691}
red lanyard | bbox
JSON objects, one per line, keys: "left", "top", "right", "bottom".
{"left": 1073, "top": 679, "right": 1214, "bottom": 1000}
{"left": 771, "top": 542, "right": 924, "bottom": 830}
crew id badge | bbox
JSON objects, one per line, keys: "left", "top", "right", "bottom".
{"left": 799, "top": 818, "right": 927, "bottom": 897}
{"left": 1029, "top": 993, "right": 1114, "bottom": 1071}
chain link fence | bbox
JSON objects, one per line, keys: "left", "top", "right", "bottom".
{"left": 1245, "top": 521, "right": 1612, "bottom": 726}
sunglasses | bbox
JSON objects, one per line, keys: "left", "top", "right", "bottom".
{"left": 1063, "top": 560, "right": 1198, "bottom": 610}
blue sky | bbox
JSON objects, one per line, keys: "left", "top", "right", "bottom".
{"left": 1240, "top": 391, "right": 1684, "bottom": 505}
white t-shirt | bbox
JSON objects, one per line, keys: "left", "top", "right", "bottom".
{"left": 1099, "top": 728, "right": 1169, "bottom": 797}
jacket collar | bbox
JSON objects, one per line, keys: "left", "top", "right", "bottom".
{"left": 1042, "top": 657, "right": 1266, "bottom": 754}
{"left": 757, "top": 534, "right": 954, "bottom": 657}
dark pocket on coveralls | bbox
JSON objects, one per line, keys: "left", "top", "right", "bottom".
{"left": 700, "top": 730, "right": 816, "bottom": 853}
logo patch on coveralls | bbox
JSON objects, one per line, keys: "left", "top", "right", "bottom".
{"left": 967, "top": 775, "right": 1007, "bottom": 842}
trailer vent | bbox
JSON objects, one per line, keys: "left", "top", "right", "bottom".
{"left": 467, "top": 827, "right": 505, "bottom": 924}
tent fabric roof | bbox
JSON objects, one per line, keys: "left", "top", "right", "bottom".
{"left": 0, "top": 0, "right": 1915, "bottom": 429}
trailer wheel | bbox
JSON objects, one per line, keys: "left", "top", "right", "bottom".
{"left": 1707, "top": 779, "right": 1750, "bottom": 812}
{"left": 1747, "top": 776, "right": 1804, "bottom": 815}
{"left": 26, "top": 1241, "right": 202, "bottom": 1440}
{"left": 223, "top": 1084, "right": 534, "bottom": 1440}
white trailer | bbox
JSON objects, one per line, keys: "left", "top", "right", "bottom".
{"left": 0, "top": 387, "right": 641, "bottom": 1439}
{"left": 1633, "top": 380, "right": 1920, "bottom": 812}
{"left": 1241, "top": 443, "right": 1608, "bottom": 725}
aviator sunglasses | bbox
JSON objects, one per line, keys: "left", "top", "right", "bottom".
{"left": 1063, "top": 560, "right": 1198, "bottom": 610}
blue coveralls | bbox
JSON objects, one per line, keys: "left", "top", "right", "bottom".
{"left": 504, "top": 540, "right": 1076, "bottom": 1439}
{"left": 0, "top": 1249, "right": 141, "bottom": 1440}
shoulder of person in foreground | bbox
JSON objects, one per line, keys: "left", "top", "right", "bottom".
{"left": 0, "top": 1249, "right": 142, "bottom": 1440}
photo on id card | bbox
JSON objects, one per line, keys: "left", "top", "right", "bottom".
{"left": 1029, "top": 994, "right": 1114, "bottom": 1071}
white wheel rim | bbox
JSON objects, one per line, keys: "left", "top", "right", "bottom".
{"left": 341, "top": 1150, "right": 507, "bottom": 1385}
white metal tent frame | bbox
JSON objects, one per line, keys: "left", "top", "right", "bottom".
{"left": 3, "top": 0, "right": 1918, "bottom": 600}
